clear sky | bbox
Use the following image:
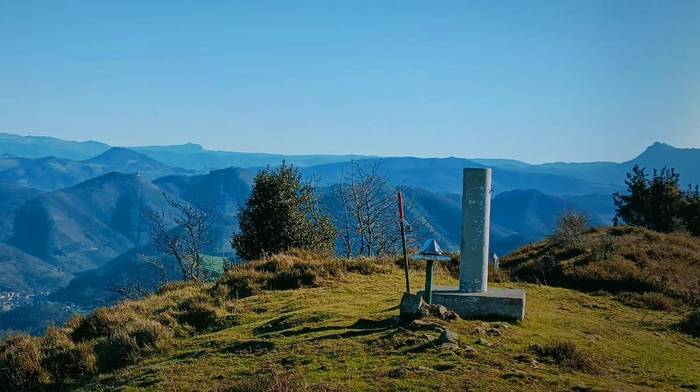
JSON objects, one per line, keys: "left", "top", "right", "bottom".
{"left": 1, "top": 1, "right": 699, "bottom": 163}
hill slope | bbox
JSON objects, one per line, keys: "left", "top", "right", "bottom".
{"left": 502, "top": 226, "right": 700, "bottom": 308}
{"left": 0, "top": 243, "right": 67, "bottom": 293}
{"left": 85, "top": 147, "right": 189, "bottom": 176}
{"left": 9, "top": 172, "right": 171, "bottom": 275}
{"left": 4, "top": 253, "right": 697, "bottom": 391}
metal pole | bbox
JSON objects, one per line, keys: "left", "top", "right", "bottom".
{"left": 424, "top": 260, "right": 434, "bottom": 304}
{"left": 398, "top": 192, "right": 410, "bottom": 293}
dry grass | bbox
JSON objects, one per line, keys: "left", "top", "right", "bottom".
{"left": 529, "top": 341, "right": 598, "bottom": 373}
{"left": 41, "top": 327, "right": 96, "bottom": 383}
{"left": 217, "top": 250, "right": 391, "bottom": 299}
{"left": 0, "top": 334, "right": 51, "bottom": 391}
{"left": 0, "top": 251, "right": 391, "bottom": 391}
{"left": 502, "top": 226, "right": 700, "bottom": 309}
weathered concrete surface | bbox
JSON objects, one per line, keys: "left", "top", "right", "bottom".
{"left": 460, "top": 168, "right": 491, "bottom": 293}
{"left": 419, "top": 286, "right": 525, "bottom": 321}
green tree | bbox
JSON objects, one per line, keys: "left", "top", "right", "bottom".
{"left": 681, "top": 185, "right": 700, "bottom": 236}
{"left": 613, "top": 165, "right": 686, "bottom": 233}
{"left": 231, "top": 162, "right": 336, "bottom": 261}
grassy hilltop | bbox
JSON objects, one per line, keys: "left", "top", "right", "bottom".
{"left": 1, "top": 232, "right": 700, "bottom": 391}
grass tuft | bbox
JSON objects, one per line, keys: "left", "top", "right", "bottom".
{"left": 41, "top": 327, "right": 96, "bottom": 383}
{"left": 0, "top": 334, "right": 51, "bottom": 392}
{"left": 529, "top": 341, "right": 598, "bottom": 373}
{"left": 218, "top": 251, "right": 390, "bottom": 299}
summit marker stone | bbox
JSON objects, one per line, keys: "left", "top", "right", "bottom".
{"left": 459, "top": 168, "right": 491, "bottom": 293}
{"left": 418, "top": 168, "right": 526, "bottom": 321}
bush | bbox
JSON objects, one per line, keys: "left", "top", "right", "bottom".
{"left": 0, "top": 334, "right": 51, "bottom": 391}
{"left": 127, "top": 318, "right": 173, "bottom": 350}
{"left": 591, "top": 233, "right": 618, "bottom": 261}
{"left": 219, "top": 253, "right": 390, "bottom": 299}
{"left": 679, "top": 308, "right": 700, "bottom": 337}
{"left": 530, "top": 341, "right": 597, "bottom": 373}
{"left": 96, "top": 330, "right": 141, "bottom": 370}
{"left": 70, "top": 307, "right": 135, "bottom": 342}
{"left": 177, "top": 300, "right": 219, "bottom": 330}
{"left": 231, "top": 163, "right": 337, "bottom": 261}
{"left": 616, "top": 292, "right": 677, "bottom": 311}
{"left": 550, "top": 212, "right": 588, "bottom": 246}
{"left": 95, "top": 318, "right": 171, "bottom": 371}
{"left": 41, "top": 327, "right": 96, "bottom": 383}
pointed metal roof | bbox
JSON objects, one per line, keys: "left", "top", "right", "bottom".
{"left": 419, "top": 239, "right": 443, "bottom": 255}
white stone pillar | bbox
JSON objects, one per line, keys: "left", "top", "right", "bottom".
{"left": 459, "top": 168, "right": 491, "bottom": 293}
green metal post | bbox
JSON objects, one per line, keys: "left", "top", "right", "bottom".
{"left": 424, "top": 259, "right": 434, "bottom": 304}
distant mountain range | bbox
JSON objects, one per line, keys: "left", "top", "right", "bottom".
{"left": 0, "top": 132, "right": 369, "bottom": 170}
{"left": 4, "top": 132, "right": 698, "bottom": 189}
{"left": 0, "top": 131, "right": 698, "bottom": 330}
{"left": 0, "top": 147, "right": 193, "bottom": 191}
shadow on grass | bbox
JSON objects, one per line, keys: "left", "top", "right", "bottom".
{"left": 253, "top": 311, "right": 336, "bottom": 337}
{"left": 171, "top": 349, "right": 209, "bottom": 361}
{"left": 307, "top": 318, "right": 398, "bottom": 342}
{"left": 220, "top": 340, "right": 276, "bottom": 354}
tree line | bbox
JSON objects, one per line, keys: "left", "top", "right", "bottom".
{"left": 614, "top": 165, "right": 700, "bottom": 236}
{"left": 134, "top": 161, "right": 699, "bottom": 289}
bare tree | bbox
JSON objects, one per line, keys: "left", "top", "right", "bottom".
{"left": 144, "top": 194, "right": 215, "bottom": 282}
{"left": 334, "top": 160, "right": 428, "bottom": 258}
{"left": 109, "top": 254, "right": 171, "bottom": 301}
{"left": 550, "top": 211, "right": 588, "bottom": 246}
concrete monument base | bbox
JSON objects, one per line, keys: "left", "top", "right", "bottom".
{"left": 417, "top": 286, "right": 525, "bottom": 321}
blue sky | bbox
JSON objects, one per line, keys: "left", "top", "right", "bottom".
{"left": 1, "top": 1, "right": 699, "bottom": 163}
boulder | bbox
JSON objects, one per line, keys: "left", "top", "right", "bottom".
{"left": 400, "top": 292, "right": 427, "bottom": 320}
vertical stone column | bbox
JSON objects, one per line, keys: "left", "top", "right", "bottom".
{"left": 459, "top": 168, "right": 492, "bottom": 293}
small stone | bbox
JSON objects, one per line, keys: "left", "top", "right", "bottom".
{"left": 472, "top": 326, "right": 486, "bottom": 335}
{"left": 462, "top": 344, "right": 476, "bottom": 353}
{"left": 431, "top": 304, "right": 449, "bottom": 317}
{"left": 513, "top": 353, "right": 538, "bottom": 365}
{"left": 475, "top": 337, "right": 493, "bottom": 347}
{"left": 440, "top": 342, "right": 459, "bottom": 350}
{"left": 486, "top": 328, "right": 501, "bottom": 336}
{"left": 418, "top": 306, "right": 431, "bottom": 319}
{"left": 439, "top": 329, "right": 459, "bottom": 346}
{"left": 502, "top": 370, "right": 528, "bottom": 380}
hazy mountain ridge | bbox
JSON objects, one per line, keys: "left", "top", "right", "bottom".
{"left": 0, "top": 147, "right": 193, "bottom": 191}
{"left": 0, "top": 132, "right": 109, "bottom": 160}
{"left": 496, "top": 142, "right": 700, "bottom": 188}
{"left": 302, "top": 157, "right": 621, "bottom": 196}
